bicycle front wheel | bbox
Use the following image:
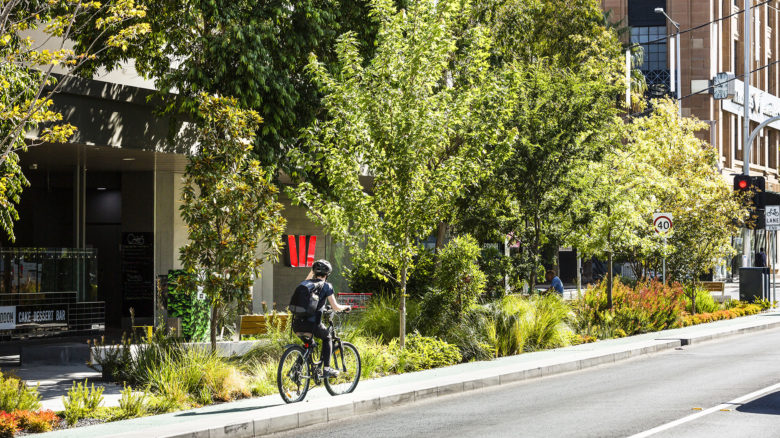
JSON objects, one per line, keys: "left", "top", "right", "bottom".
{"left": 324, "top": 341, "right": 361, "bottom": 396}
{"left": 278, "top": 346, "right": 310, "bottom": 403}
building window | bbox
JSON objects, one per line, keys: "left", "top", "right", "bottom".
{"left": 631, "top": 26, "right": 670, "bottom": 89}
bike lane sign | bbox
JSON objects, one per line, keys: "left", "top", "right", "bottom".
{"left": 767, "top": 205, "right": 780, "bottom": 230}
{"left": 653, "top": 213, "right": 673, "bottom": 235}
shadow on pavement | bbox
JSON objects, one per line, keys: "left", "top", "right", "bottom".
{"left": 176, "top": 403, "right": 280, "bottom": 417}
{"left": 736, "top": 391, "right": 780, "bottom": 415}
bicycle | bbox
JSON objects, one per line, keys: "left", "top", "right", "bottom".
{"left": 277, "top": 307, "right": 361, "bottom": 403}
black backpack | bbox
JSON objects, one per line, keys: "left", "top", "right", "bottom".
{"left": 289, "top": 279, "right": 325, "bottom": 317}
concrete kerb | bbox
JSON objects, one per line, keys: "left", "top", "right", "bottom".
{"left": 39, "top": 312, "right": 780, "bottom": 438}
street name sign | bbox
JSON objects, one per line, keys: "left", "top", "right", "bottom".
{"left": 653, "top": 213, "right": 673, "bottom": 235}
{"left": 766, "top": 205, "right": 780, "bottom": 230}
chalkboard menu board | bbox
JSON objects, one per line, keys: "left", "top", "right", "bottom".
{"left": 121, "top": 232, "right": 153, "bottom": 315}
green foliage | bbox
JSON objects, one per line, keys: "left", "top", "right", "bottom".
{"left": 117, "top": 385, "right": 146, "bottom": 419}
{"left": 0, "top": 0, "right": 148, "bottom": 241}
{"left": 166, "top": 270, "right": 209, "bottom": 341}
{"left": 477, "top": 294, "right": 572, "bottom": 357}
{"left": 73, "top": 0, "right": 388, "bottom": 168}
{"left": 62, "top": 380, "right": 104, "bottom": 426}
{"left": 457, "top": 0, "right": 624, "bottom": 290}
{"left": 573, "top": 100, "right": 746, "bottom": 283}
{"left": 179, "top": 94, "right": 285, "bottom": 349}
{"left": 479, "top": 246, "right": 513, "bottom": 298}
{"left": 393, "top": 334, "right": 462, "bottom": 372}
{"left": 0, "top": 372, "right": 41, "bottom": 412}
{"left": 435, "top": 235, "right": 487, "bottom": 312}
{"left": 289, "top": 0, "right": 517, "bottom": 345}
{"left": 356, "top": 295, "right": 420, "bottom": 342}
{"left": 523, "top": 294, "right": 571, "bottom": 351}
{"left": 348, "top": 335, "right": 399, "bottom": 378}
{"left": 683, "top": 286, "right": 719, "bottom": 314}
{"left": 346, "top": 249, "right": 436, "bottom": 300}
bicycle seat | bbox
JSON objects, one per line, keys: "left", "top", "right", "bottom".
{"left": 295, "top": 332, "right": 313, "bottom": 341}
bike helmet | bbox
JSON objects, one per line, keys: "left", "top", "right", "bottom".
{"left": 312, "top": 259, "right": 332, "bottom": 277}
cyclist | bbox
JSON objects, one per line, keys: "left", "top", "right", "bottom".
{"left": 291, "top": 259, "right": 351, "bottom": 378}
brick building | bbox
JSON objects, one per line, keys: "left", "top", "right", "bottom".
{"left": 602, "top": 0, "right": 780, "bottom": 189}
{"left": 601, "top": 0, "right": 780, "bottom": 276}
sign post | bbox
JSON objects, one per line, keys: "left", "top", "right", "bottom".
{"left": 653, "top": 213, "right": 674, "bottom": 284}
{"left": 766, "top": 206, "right": 780, "bottom": 308}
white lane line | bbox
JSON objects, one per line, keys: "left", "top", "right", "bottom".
{"left": 627, "top": 381, "right": 780, "bottom": 438}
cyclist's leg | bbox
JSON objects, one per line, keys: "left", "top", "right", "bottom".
{"left": 313, "top": 323, "right": 332, "bottom": 368}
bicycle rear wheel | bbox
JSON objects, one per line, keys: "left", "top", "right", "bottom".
{"left": 324, "top": 341, "right": 361, "bottom": 396}
{"left": 278, "top": 346, "right": 310, "bottom": 403}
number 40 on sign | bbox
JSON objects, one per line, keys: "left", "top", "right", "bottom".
{"left": 653, "top": 213, "right": 673, "bottom": 235}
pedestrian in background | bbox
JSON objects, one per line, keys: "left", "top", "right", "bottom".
{"left": 756, "top": 248, "right": 767, "bottom": 268}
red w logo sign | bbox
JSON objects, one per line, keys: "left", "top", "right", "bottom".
{"left": 284, "top": 235, "right": 317, "bottom": 268}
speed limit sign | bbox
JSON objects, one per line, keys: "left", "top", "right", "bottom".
{"left": 653, "top": 213, "right": 673, "bottom": 235}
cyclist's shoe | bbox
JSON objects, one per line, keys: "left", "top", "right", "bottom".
{"left": 323, "top": 367, "right": 341, "bottom": 378}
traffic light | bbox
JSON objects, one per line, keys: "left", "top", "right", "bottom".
{"left": 733, "top": 174, "right": 766, "bottom": 228}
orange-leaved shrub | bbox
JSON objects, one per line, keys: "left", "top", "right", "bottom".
{"left": 12, "top": 409, "right": 59, "bottom": 433}
{"left": 0, "top": 412, "right": 18, "bottom": 438}
{"left": 681, "top": 303, "right": 762, "bottom": 326}
{"left": 572, "top": 279, "right": 686, "bottom": 338}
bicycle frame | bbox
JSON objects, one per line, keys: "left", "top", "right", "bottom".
{"left": 288, "top": 309, "right": 345, "bottom": 385}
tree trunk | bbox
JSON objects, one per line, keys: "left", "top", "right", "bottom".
{"left": 399, "top": 259, "right": 408, "bottom": 349}
{"left": 530, "top": 215, "right": 541, "bottom": 292}
{"left": 607, "top": 251, "right": 613, "bottom": 309}
{"left": 210, "top": 303, "right": 219, "bottom": 353}
{"left": 435, "top": 222, "right": 448, "bottom": 254}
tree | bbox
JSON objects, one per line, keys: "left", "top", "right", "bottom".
{"left": 629, "top": 100, "right": 745, "bottom": 283}
{"left": 288, "top": 0, "right": 516, "bottom": 347}
{"left": 72, "top": 0, "right": 403, "bottom": 167}
{"left": 0, "top": 0, "right": 149, "bottom": 241}
{"left": 453, "top": 0, "right": 626, "bottom": 290}
{"left": 179, "top": 94, "right": 285, "bottom": 351}
{"left": 573, "top": 99, "right": 746, "bottom": 298}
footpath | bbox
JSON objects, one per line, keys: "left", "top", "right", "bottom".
{"left": 29, "top": 309, "right": 780, "bottom": 438}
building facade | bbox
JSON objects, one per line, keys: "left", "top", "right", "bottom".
{"left": 602, "top": 0, "right": 780, "bottom": 275}
{"left": 604, "top": 0, "right": 780, "bottom": 184}
{"left": 1, "top": 69, "right": 342, "bottom": 337}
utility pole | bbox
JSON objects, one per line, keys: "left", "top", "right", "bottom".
{"left": 743, "top": 0, "right": 752, "bottom": 268}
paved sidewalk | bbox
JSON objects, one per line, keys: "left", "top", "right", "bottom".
{"left": 31, "top": 310, "right": 780, "bottom": 438}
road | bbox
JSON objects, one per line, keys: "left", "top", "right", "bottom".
{"left": 270, "top": 326, "right": 780, "bottom": 438}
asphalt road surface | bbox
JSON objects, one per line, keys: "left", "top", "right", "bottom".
{"left": 271, "top": 326, "right": 780, "bottom": 438}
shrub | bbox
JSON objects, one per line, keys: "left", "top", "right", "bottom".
{"left": 435, "top": 235, "right": 487, "bottom": 313}
{"left": 479, "top": 295, "right": 532, "bottom": 357}
{"left": 345, "top": 249, "right": 436, "bottom": 300}
{"left": 0, "top": 373, "right": 41, "bottom": 413}
{"left": 348, "top": 335, "right": 399, "bottom": 378}
{"left": 356, "top": 294, "right": 420, "bottom": 342}
{"left": 683, "top": 285, "right": 719, "bottom": 314}
{"left": 440, "top": 310, "right": 493, "bottom": 362}
{"left": 571, "top": 279, "right": 685, "bottom": 338}
{"left": 117, "top": 385, "right": 146, "bottom": 419}
{"left": 62, "top": 380, "right": 104, "bottom": 426}
{"left": 244, "top": 361, "right": 277, "bottom": 397}
{"left": 394, "top": 334, "right": 461, "bottom": 372}
{"left": 523, "top": 294, "right": 572, "bottom": 351}
{"left": 13, "top": 409, "right": 59, "bottom": 433}
{"left": 681, "top": 303, "right": 763, "bottom": 326}
{"left": 0, "top": 412, "right": 18, "bottom": 438}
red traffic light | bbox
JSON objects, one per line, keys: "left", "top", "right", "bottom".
{"left": 738, "top": 179, "right": 748, "bottom": 189}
